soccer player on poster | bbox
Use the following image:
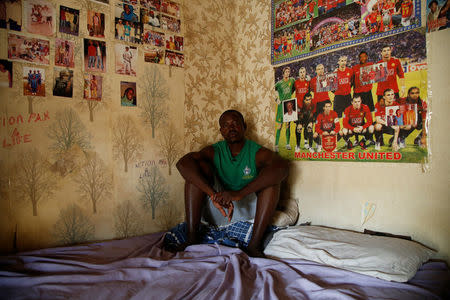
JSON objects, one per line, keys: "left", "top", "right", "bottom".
{"left": 401, "top": 0, "right": 414, "bottom": 26}
{"left": 310, "top": 64, "right": 331, "bottom": 117}
{"left": 313, "top": 100, "right": 342, "bottom": 152}
{"left": 398, "top": 86, "right": 427, "bottom": 147}
{"left": 376, "top": 45, "right": 405, "bottom": 102}
{"left": 374, "top": 88, "right": 400, "bottom": 151}
{"left": 274, "top": 67, "right": 296, "bottom": 151}
{"left": 294, "top": 67, "right": 310, "bottom": 110}
{"left": 333, "top": 56, "right": 353, "bottom": 118}
{"left": 352, "top": 51, "right": 375, "bottom": 112}
{"left": 295, "top": 93, "right": 316, "bottom": 153}
{"left": 342, "top": 95, "right": 374, "bottom": 150}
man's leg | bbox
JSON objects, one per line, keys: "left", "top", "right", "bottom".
{"left": 247, "top": 184, "right": 280, "bottom": 257}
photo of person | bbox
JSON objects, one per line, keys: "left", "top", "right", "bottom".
{"left": 115, "top": 3, "right": 139, "bottom": 23}
{"left": 165, "top": 34, "right": 183, "bottom": 51}
{"left": 402, "top": 104, "right": 417, "bottom": 126}
{"left": 87, "top": 11, "right": 105, "bottom": 38}
{"left": 283, "top": 98, "right": 298, "bottom": 123}
{"left": 59, "top": 6, "right": 79, "bottom": 36}
{"left": 141, "top": 7, "right": 160, "bottom": 27}
{"left": 23, "top": 67, "right": 45, "bottom": 96}
{"left": 143, "top": 46, "right": 164, "bottom": 64}
{"left": 160, "top": 0, "right": 180, "bottom": 18}
{"left": 316, "top": 72, "right": 338, "bottom": 93}
{"left": 140, "top": 0, "right": 161, "bottom": 10}
{"left": 23, "top": 0, "right": 55, "bottom": 36}
{"left": 83, "top": 73, "right": 102, "bottom": 101}
{"left": 0, "top": 0, "right": 22, "bottom": 31}
{"left": 143, "top": 26, "right": 164, "bottom": 46}
{"left": 84, "top": 39, "right": 106, "bottom": 72}
{"left": 114, "top": 18, "right": 142, "bottom": 43}
{"left": 426, "top": 0, "right": 449, "bottom": 32}
{"left": 53, "top": 67, "right": 73, "bottom": 98}
{"left": 54, "top": 39, "right": 75, "bottom": 68}
{"left": 164, "top": 50, "right": 184, "bottom": 67}
{"left": 115, "top": 44, "right": 138, "bottom": 76}
{"left": 160, "top": 15, "right": 180, "bottom": 33}
{"left": 0, "top": 60, "right": 13, "bottom": 88}
{"left": 8, "top": 34, "right": 50, "bottom": 65}
{"left": 360, "top": 62, "right": 388, "bottom": 86}
{"left": 120, "top": 81, "right": 137, "bottom": 106}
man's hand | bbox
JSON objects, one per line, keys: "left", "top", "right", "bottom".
{"left": 211, "top": 193, "right": 235, "bottom": 222}
{"left": 353, "top": 126, "right": 363, "bottom": 133}
{"left": 323, "top": 131, "right": 329, "bottom": 136}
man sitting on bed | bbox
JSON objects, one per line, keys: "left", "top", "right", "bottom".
{"left": 169, "top": 109, "right": 289, "bottom": 257}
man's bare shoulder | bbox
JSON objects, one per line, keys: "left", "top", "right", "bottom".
{"left": 255, "top": 146, "right": 287, "bottom": 168}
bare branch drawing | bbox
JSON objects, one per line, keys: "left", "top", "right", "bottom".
{"left": 47, "top": 107, "right": 91, "bottom": 153}
{"left": 139, "top": 65, "right": 168, "bottom": 138}
{"left": 155, "top": 198, "right": 183, "bottom": 232}
{"left": 53, "top": 203, "right": 95, "bottom": 245}
{"left": 75, "top": 153, "right": 112, "bottom": 214}
{"left": 137, "top": 166, "right": 168, "bottom": 219}
{"left": 158, "top": 122, "right": 183, "bottom": 175}
{"left": 12, "top": 148, "right": 57, "bottom": 216}
{"left": 114, "top": 200, "right": 143, "bottom": 239}
{"left": 112, "top": 115, "right": 143, "bottom": 172}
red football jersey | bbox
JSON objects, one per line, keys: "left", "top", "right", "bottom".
{"left": 295, "top": 78, "right": 310, "bottom": 109}
{"left": 315, "top": 110, "right": 340, "bottom": 134}
{"left": 343, "top": 104, "right": 373, "bottom": 129}
{"left": 376, "top": 57, "right": 404, "bottom": 95}
{"left": 401, "top": 0, "right": 413, "bottom": 18}
{"left": 311, "top": 76, "right": 330, "bottom": 103}
{"left": 335, "top": 67, "right": 353, "bottom": 96}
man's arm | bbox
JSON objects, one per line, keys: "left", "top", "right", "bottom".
{"left": 176, "top": 146, "right": 216, "bottom": 198}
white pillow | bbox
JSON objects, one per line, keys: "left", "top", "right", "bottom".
{"left": 264, "top": 225, "right": 435, "bottom": 282}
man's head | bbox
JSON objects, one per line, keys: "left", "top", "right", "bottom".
{"left": 389, "top": 108, "right": 394, "bottom": 116}
{"left": 338, "top": 56, "right": 347, "bottom": 68}
{"left": 316, "top": 64, "right": 324, "bottom": 75}
{"left": 408, "top": 86, "right": 420, "bottom": 101}
{"left": 395, "top": 109, "right": 401, "bottom": 117}
{"left": 286, "top": 101, "right": 294, "bottom": 112}
{"left": 282, "top": 67, "right": 291, "bottom": 79}
{"left": 381, "top": 45, "right": 392, "bottom": 60}
{"left": 352, "top": 95, "right": 362, "bottom": 109}
{"left": 303, "top": 92, "right": 312, "bottom": 106}
{"left": 429, "top": 0, "right": 438, "bottom": 12}
{"left": 323, "top": 100, "right": 332, "bottom": 114}
{"left": 125, "top": 46, "right": 129, "bottom": 51}
{"left": 125, "top": 87, "right": 135, "bottom": 100}
{"left": 298, "top": 67, "right": 306, "bottom": 79}
{"left": 219, "top": 110, "right": 246, "bottom": 144}
{"left": 383, "top": 88, "right": 395, "bottom": 105}
{"left": 359, "top": 51, "right": 368, "bottom": 64}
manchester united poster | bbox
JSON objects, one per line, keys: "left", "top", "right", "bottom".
{"left": 273, "top": 29, "right": 428, "bottom": 163}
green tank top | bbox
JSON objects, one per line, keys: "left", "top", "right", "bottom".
{"left": 213, "top": 139, "right": 261, "bottom": 191}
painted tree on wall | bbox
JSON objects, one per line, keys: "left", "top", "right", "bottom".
{"left": 114, "top": 200, "right": 142, "bottom": 239}
{"left": 137, "top": 165, "right": 168, "bottom": 219}
{"left": 112, "top": 115, "right": 143, "bottom": 172}
{"left": 12, "top": 148, "right": 57, "bottom": 216}
{"left": 158, "top": 122, "right": 182, "bottom": 175}
{"left": 140, "top": 66, "right": 168, "bottom": 138}
{"left": 155, "top": 198, "right": 183, "bottom": 231}
{"left": 48, "top": 108, "right": 91, "bottom": 153}
{"left": 53, "top": 203, "right": 95, "bottom": 245}
{"left": 75, "top": 153, "right": 112, "bottom": 214}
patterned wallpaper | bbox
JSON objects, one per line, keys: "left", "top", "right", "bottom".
{"left": 183, "top": 0, "right": 275, "bottom": 151}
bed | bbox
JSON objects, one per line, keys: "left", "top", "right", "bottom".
{"left": 0, "top": 225, "right": 449, "bottom": 300}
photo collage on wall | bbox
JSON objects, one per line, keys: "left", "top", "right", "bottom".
{"left": 3, "top": 0, "right": 183, "bottom": 104}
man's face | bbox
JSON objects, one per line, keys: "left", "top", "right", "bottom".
{"left": 304, "top": 96, "right": 312, "bottom": 106}
{"left": 352, "top": 97, "right": 362, "bottom": 109}
{"left": 384, "top": 90, "right": 395, "bottom": 104}
{"left": 324, "top": 103, "right": 331, "bottom": 114}
{"left": 359, "top": 53, "right": 368, "bottom": 64}
{"left": 430, "top": 2, "right": 437, "bottom": 12}
{"left": 124, "top": 5, "right": 131, "bottom": 14}
{"left": 316, "top": 64, "right": 324, "bottom": 75}
{"left": 283, "top": 68, "right": 290, "bottom": 79}
{"left": 287, "top": 102, "right": 294, "bottom": 112}
{"left": 299, "top": 68, "right": 306, "bottom": 79}
{"left": 389, "top": 109, "right": 394, "bottom": 116}
{"left": 220, "top": 112, "right": 245, "bottom": 143}
{"left": 338, "top": 57, "right": 347, "bottom": 68}
{"left": 381, "top": 47, "right": 391, "bottom": 60}
{"left": 409, "top": 88, "right": 420, "bottom": 101}
{"left": 126, "top": 89, "right": 134, "bottom": 100}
